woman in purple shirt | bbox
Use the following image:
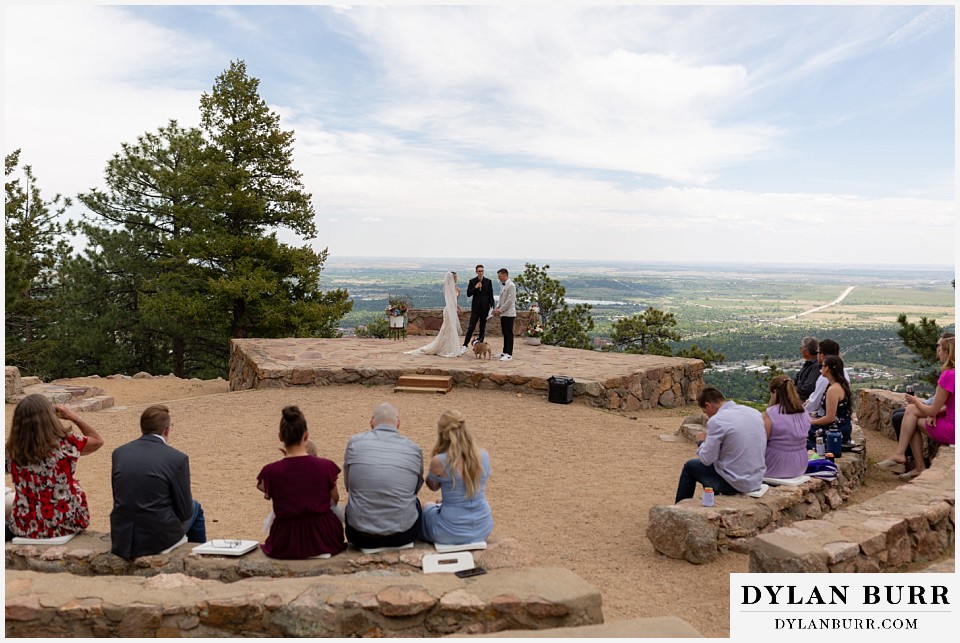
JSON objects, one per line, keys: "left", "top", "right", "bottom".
{"left": 762, "top": 376, "right": 809, "bottom": 478}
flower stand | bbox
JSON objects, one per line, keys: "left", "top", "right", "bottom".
{"left": 388, "top": 315, "right": 407, "bottom": 340}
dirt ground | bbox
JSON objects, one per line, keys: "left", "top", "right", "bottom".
{"left": 4, "top": 376, "right": 909, "bottom": 637}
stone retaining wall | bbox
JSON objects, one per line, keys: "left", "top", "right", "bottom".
{"left": 406, "top": 309, "right": 538, "bottom": 337}
{"left": 856, "top": 388, "right": 905, "bottom": 440}
{"left": 6, "top": 567, "right": 602, "bottom": 638}
{"left": 646, "top": 442, "right": 867, "bottom": 564}
{"left": 749, "top": 451, "right": 955, "bottom": 572}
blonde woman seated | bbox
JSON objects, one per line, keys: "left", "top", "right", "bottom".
{"left": 420, "top": 410, "right": 493, "bottom": 545}
{"left": 878, "top": 336, "right": 955, "bottom": 480}
{"left": 762, "top": 376, "right": 810, "bottom": 478}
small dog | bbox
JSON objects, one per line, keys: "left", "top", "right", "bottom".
{"left": 473, "top": 341, "right": 492, "bottom": 360}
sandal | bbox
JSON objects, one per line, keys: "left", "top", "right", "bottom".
{"left": 876, "top": 459, "right": 904, "bottom": 471}
{"left": 899, "top": 470, "right": 922, "bottom": 481}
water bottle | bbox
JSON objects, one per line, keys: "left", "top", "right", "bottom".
{"left": 702, "top": 487, "right": 715, "bottom": 507}
{"left": 815, "top": 434, "right": 825, "bottom": 457}
{"left": 826, "top": 429, "right": 843, "bottom": 459}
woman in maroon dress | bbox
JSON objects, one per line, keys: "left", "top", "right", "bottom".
{"left": 256, "top": 406, "right": 346, "bottom": 559}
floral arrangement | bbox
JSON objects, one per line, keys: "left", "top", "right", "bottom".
{"left": 385, "top": 297, "right": 410, "bottom": 317}
{"left": 526, "top": 322, "right": 544, "bottom": 338}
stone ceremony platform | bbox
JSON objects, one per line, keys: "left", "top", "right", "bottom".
{"left": 229, "top": 338, "right": 704, "bottom": 411}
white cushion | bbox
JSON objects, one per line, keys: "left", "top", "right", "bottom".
{"left": 359, "top": 542, "right": 414, "bottom": 555}
{"left": 12, "top": 533, "right": 77, "bottom": 546}
{"left": 434, "top": 541, "right": 487, "bottom": 553}
{"left": 159, "top": 535, "right": 188, "bottom": 554}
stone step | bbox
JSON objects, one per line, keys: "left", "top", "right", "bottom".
{"left": 66, "top": 395, "right": 115, "bottom": 413}
{"left": 394, "top": 386, "right": 451, "bottom": 395}
{"left": 7, "top": 383, "right": 113, "bottom": 413}
{"left": 470, "top": 616, "right": 702, "bottom": 638}
{"left": 397, "top": 374, "right": 453, "bottom": 389}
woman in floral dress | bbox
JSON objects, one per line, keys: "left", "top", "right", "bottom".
{"left": 5, "top": 394, "right": 104, "bottom": 540}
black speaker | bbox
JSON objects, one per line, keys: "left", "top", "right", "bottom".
{"left": 547, "top": 376, "right": 574, "bottom": 404}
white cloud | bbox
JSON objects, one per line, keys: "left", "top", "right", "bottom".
{"left": 885, "top": 6, "right": 952, "bottom": 47}
{"left": 4, "top": 5, "right": 953, "bottom": 268}
{"left": 342, "top": 6, "right": 780, "bottom": 184}
{"left": 4, "top": 5, "right": 216, "bottom": 201}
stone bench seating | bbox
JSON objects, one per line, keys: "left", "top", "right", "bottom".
{"left": 5, "top": 531, "right": 528, "bottom": 583}
{"left": 749, "top": 449, "right": 954, "bottom": 572}
{"left": 5, "top": 566, "right": 602, "bottom": 638}
{"left": 5, "top": 365, "right": 114, "bottom": 410}
{"left": 646, "top": 444, "right": 867, "bottom": 564}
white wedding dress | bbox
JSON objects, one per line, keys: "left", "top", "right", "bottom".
{"left": 405, "top": 272, "right": 463, "bottom": 358}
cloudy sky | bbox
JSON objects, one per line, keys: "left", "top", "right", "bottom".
{"left": 4, "top": 3, "right": 955, "bottom": 267}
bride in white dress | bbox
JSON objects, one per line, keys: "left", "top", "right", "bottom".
{"left": 405, "top": 271, "right": 463, "bottom": 358}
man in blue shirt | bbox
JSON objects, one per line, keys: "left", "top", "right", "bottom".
{"left": 674, "top": 388, "right": 767, "bottom": 503}
{"left": 343, "top": 402, "right": 424, "bottom": 549}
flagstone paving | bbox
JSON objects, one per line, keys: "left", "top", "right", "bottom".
{"left": 229, "top": 338, "right": 705, "bottom": 411}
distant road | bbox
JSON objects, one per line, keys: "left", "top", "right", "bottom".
{"left": 780, "top": 286, "right": 856, "bottom": 321}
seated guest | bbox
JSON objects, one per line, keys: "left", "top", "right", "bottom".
{"left": 675, "top": 388, "right": 766, "bottom": 503}
{"left": 793, "top": 336, "right": 821, "bottom": 402}
{"left": 420, "top": 410, "right": 493, "bottom": 545}
{"left": 343, "top": 403, "right": 423, "bottom": 549}
{"left": 804, "top": 339, "right": 851, "bottom": 415}
{"left": 5, "top": 395, "right": 103, "bottom": 541}
{"left": 891, "top": 331, "right": 955, "bottom": 470}
{"left": 808, "top": 356, "right": 854, "bottom": 448}
{"left": 878, "top": 336, "right": 955, "bottom": 480}
{"left": 762, "top": 376, "right": 810, "bottom": 479}
{"left": 110, "top": 405, "right": 206, "bottom": 560}
{"left": 257, "top": 406, "right": 346, "bottom": 559}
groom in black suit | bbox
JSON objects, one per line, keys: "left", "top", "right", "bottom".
{"left": 462, "top": 264, "right": 495, "bottom": 352}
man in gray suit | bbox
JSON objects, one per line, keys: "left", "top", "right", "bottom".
{"left": 494, "top": 268, "right": 517, "bottom": 361}
{"left": 110, "top": 405, "right": 206, "bottom": 559}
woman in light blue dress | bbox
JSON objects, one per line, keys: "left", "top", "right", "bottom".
{"left": 420, "top": 410, "right": 493, "bottom": 545}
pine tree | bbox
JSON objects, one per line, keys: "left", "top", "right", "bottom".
{"left": 513, "top": 263, "right": 594, "bottom": 349}
{"left": 197, "top": 60, "right": 350, "bottom": 340}
{"left": 59, "top": 61, "right": 351, "bottom": 378}
{"left": 4, "top": 150, "right": 72, "bottom": 377}
{"left": 896, "top": 313, "right": 947, "bottom": 386}
{"left": 73, "top": 121, "right": 223, "bottom": 377}
{"left": 610, "top": 307, "right": 681, "bottom": 356}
